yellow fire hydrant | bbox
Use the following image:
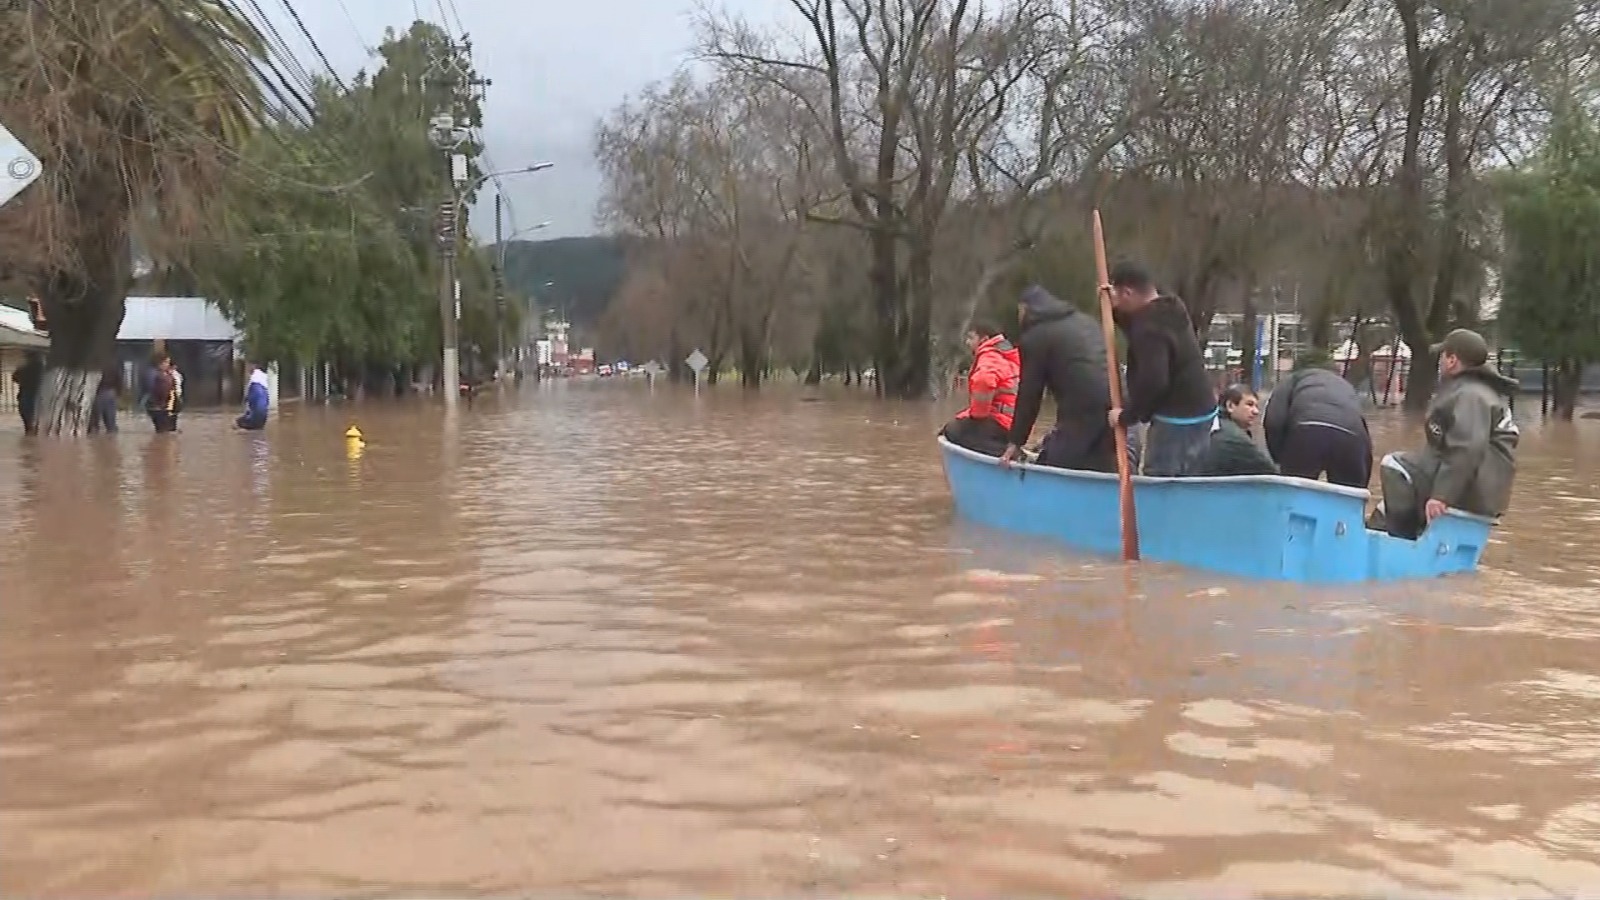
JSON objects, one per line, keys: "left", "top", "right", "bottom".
{"left": 345, "top": 425, "right": 365, "bottom": 458}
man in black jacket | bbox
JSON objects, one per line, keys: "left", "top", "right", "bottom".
{"left": 1105, "top": 262, "right": 1217, "bottom": 476}
{"left": 12, "top": 351, "right": 43, "bottom": 435}
{"left": 1262, "top": 352, "right": 1373, "bottom": 487}
{"left": 999, "top": 285, "right": 1119, "bottom": 472}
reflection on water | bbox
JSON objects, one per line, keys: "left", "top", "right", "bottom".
{"left": 2, "top": 384, "right": 1599, "bottom": 896}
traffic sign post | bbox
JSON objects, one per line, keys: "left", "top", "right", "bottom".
{"left": 0, "top": 121, "right": 41, "bottom": 210}
{"left": 642, "top": 360, "right": 665, "bottom": 391}
{"left": 685, "top": 349, "right": 708, "bottom": 396}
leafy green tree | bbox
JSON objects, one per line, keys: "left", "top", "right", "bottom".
{"left": 1, "top": 0, "right": 269, "bottom": 432}
{"left": 194, "top": 81, "right": 433, "bottom": 370}
{"left": 1499, "top": 104, "right": 1600, "bottom": 420}
{"left": 192, "top": 21, "right": 498, "bottom": 383}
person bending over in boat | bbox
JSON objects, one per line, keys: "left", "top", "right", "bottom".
{"left": 999, "top": 285, "right": 1119, "bottom": 471}
{"left": 1261, "top": 350, "right": 1373, "bottom": 487}
{"left": 1196, "top": 384, "right": 1278, "bottom": 477}
{"left": 939, "top": 320, "right": 1021, "bottom": 457}
{"left": 1371, "top": 328, "right": 1520, "bottom": 540}
{"left": 1104, "top": 262, "right": 1217, "bottom": 476}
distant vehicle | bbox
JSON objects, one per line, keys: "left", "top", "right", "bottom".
{"left": 597, "top": 365, "right": 613, "bottom": 377}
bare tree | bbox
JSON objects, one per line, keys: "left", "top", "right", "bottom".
{"left": 701, "top": 0, "right": 1058, "bottom": 398}
{"left": 1361, "top": 0, "right": 1587, "bottom": 407}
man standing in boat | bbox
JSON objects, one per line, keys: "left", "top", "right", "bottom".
{"left": 1372, "top": 328, "right": 1519, "bottom": 539}
{"left": 999, "top": 285, "right": 1119, "bottom": 471}
{"left": 1104, "top": 262, "right": 1217, "bottom": 476}
{"left": 940, "top": 320, "right": 1021, "bottom": 457}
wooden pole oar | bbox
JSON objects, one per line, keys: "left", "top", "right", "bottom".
{"left": 1093, "top": 209, "right": 1141, "bottom": 562}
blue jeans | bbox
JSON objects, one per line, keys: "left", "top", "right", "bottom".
{"left": 1140, "top": 413, "right": 1216, "bottom": 477}
{"left": 87, "top": 391, "right": 117, "bottom": 433}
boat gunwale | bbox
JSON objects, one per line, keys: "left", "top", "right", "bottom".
{"left": 936, "top": 436, "right": 1497, "bottom": 526}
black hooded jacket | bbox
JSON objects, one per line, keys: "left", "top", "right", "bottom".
{"left": 1261, "top": 366, "right": 1370, "bottom": 460}
{"left": 1116, "top": 294, "right": 1215, "bottom": 427}
{"left": 1006, "top": 286, "right": 1116, "bottom": 466}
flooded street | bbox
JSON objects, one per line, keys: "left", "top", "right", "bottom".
{"left": 4, "top": 383, "right": 1600, "bottom": 897}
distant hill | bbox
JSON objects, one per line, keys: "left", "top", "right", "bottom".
{"left": 496, "top": 235, "right": 625, "bottom": 326}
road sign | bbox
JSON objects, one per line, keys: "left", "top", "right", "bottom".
{"left": 0, "top": 121, "right": 41, "bottom": 210}
{"left": 642, "top": 360, "right": 665, "bottom": 376}
{"left": 685, "top": 350, "right": 709, "bottom": 396}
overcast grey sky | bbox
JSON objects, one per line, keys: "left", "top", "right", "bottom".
{"left": 273, "top": 0, "right": 776, "bottom": 242}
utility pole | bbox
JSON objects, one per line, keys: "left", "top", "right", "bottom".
{"left": 434, "top": 176, "right": 460, "bottom": 408}
{"left": 494, "top": 192, "right": 506, "bottom": 385}
{"left": 425, "top": 35, "right": 488, "bottom": 410}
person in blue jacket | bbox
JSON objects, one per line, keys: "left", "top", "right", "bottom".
{"left": 235, "top": 361, "right": 270, "bottom": 430}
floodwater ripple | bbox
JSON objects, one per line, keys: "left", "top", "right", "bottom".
{"left": 2, "top": 383, "right": 1599, "bottom": 897}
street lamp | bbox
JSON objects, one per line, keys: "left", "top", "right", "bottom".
{"left": 471, "top": 162, "right": 554, "bottom": 195}
{"left": 487, "top": 168, "right": 554, "bottom": 382}
{"left": 434, "top": 155, "right": 555, "bottom": 410}
{"left": 497, "top": 222, "right": 552, "bottom": 379}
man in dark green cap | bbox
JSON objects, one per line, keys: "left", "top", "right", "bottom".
{"left": 1373, "top": 328, "right": 1521, "bottom": 538}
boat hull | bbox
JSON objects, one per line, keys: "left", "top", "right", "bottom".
{"left": 938, "top": 437, "right": 1490, "bottom": 584}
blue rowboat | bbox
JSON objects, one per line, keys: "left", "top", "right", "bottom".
{"left": 938, "top": 437, "right": 1492, "bottom": 584}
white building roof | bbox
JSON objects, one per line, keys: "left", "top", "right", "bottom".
{"left": 0, "top": 304, "right": 47, "bottom": 348}
{"left": 118, "top": 296, "right": 240, "bottom": 342}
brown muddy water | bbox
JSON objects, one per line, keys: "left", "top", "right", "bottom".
{"left": 2, "top": 382, "right": 1599, "bottom": 898}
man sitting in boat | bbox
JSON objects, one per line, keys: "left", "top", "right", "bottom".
{"left": 1372, "top": 328, "right": 1520, "bottom": 539}
{"left": 1196, "top": 384, "right": 1278, "bottom": 476}
{"left": 999, "top": 285, "right": 1119, "bottom": 471}
{"left": 939, "top": 320, "right": 1021, "bottom": 457}
{"left": 1262, "top": 350, "right": 1373, "bottom": 487}
{"left": 1104, "top": 261, "right": 1218, "bottom": 476}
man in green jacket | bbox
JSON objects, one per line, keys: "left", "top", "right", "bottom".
{"left": 1374, "top": 329, "right": 1520, "bottom": 539}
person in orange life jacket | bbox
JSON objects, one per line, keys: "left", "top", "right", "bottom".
{"left": 1104, "top": 261, "right": 1217, "bottom": 477}
{"left": 939, "top": 320, "right": 1021, "bottom": 458}
{"left": 1000, "top": 285, "right": 1120, "bottom": 472}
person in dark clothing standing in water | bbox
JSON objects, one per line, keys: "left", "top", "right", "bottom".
{"left": 1262, "top": 351, "right": 1373, "bottom": 487}
{"left": 12, "top": 351, "right": 43, "bottom": 435}
{"left": 145, "top": 355, "right": 179, "bottom": 433}
{"left": 1105, "top": 262, "right": 1216, "bottom": 476}
{"left": 87, "top": 363, "right": 121, "bottom": 434}
{"left": 1000, "top": 285, "right": 1119, "bottom": 471}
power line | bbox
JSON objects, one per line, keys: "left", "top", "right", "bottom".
{"left": 275, "top": 0, "right": 351, "bottom": 93}
{"left": 333, "top": 0, "right": 374, "bottom": 54}
{"left": 22, "top": 0, "right": 371, "bottom": 194}
{"left": 229, "top": 0, "right": 323, "bottom": 121}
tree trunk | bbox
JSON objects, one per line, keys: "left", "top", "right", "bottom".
{"left": 36, "top": 368, "right": 100, "bottom": 436}
{"left": 1553, "top": 358, "right": 1581, "bottom": 420}
{"left": 867, "top": 230, "right": 901, "bottom": 400}
{"left": 1404, "top": 340, "right": 1438, "bottom": 409}
{"left": 897, "top": 239, "right": 934, "bottom": 400}
{"left": 738, "top": 347, "right": 762, "bottom": 389}
{"left": 36, "top": 203, "right": 132, "bottom": 435}
{"left": 1309, "top": 304, "right": 1335, "bottom": 350}
{"left": 1388, "top": 0, "right": 1439, "bottom": 412}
